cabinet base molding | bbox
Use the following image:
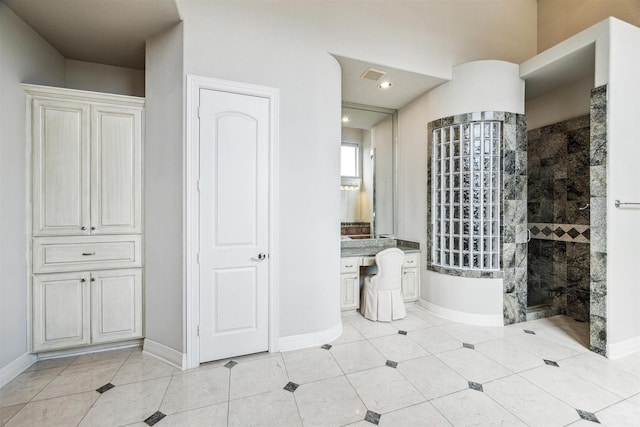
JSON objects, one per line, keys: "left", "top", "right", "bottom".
{"left": 417, "top": 299, "right": 504, "bottom": 327}
{"left": 35, "top": 339, "right": 143, "bottom": 360}
{"left": 0, "top": 352, "right": 37, "bottom": 389}
{"left": 143, "top": 338, "right": 186, "bottom": 370}
{"left": 278, "top": 322, "right": 343, "bottom": 352}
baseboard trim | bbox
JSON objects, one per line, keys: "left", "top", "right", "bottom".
{"left": 143, "top": 338, "right": 186, "bottom": 370}
{"left": 417, "top": 299, "right": 504, "bottom": 326}
{"left": 278, "top": 322, "right": 343, "bottom": 352}
{"left": 607, "top": 336, "right": 640, "bottom": 360}
{"left": 0, "top": 352, "right": 37, "bottom": 389}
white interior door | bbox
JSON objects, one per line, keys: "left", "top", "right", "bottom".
{"left": 199, "top": 88, "right": 270, "bottom": 362}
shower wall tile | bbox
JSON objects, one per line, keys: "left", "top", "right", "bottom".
{"left": 589, "top": 85, "right": 607, "bottom": 356}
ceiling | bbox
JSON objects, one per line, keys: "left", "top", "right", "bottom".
{"left": 4, "top": 0, "right": 182, "bottom": 70}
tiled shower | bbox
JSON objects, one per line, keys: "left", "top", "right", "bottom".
{"left": 527, "top": 115, "right": 591, "bottom": 321}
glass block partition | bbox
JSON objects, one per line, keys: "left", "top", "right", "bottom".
{"left": 432, "top": 121, "right": 501, "bottom": 271}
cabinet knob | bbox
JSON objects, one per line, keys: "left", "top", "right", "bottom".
{"left": 91, "top": 277, "right": 95, "bottom": 282}
{"left": 81, "top": 226, "right": 87, "bottom": 230}
{"left": 91, "top": 226, "right": 96, "bottom": 231}
{"left": 80, "top": 278, "right": 86, "bottom": 282}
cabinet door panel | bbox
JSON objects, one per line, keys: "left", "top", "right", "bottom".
{"left": 402, "top": 268, "right": 419, "bottom": 301}
{"left": 33, "top": 272, "right": 90, "bottom": 351}
{"left": 91, "top": 106, "right": 142, "bottom": 234}
{"left": 341, "top": 274, "right": 360, "bottom": 310}
{"left": 32, "top": 99, "right": 90, "bottom": 236}
{"left": 91, "top": 269, "right": 142, "bottom": 343}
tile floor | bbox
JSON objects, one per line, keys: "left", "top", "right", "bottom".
{"left": 1, "top": 304, "right": 639, "bottom": 426}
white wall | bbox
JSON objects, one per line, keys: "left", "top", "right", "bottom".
{"left": 175, "top": 1, "right": 536, "bottom": 345}
{"left": 144, "top": 23, "right": 185, "bottom": 352}
{"left": 0, "top": 3, "right": 65, "bottom": 371}
{"left": 397, "top": 61, "right": 524, "bottom": 319}
{"left": 66, "top": 59, "right": 145, "bottom": 97}
{"left": 605, "top": 19, "right": 640, "bottom": 353}
{"left": 526, "top": 75, "right": 593, "bottom": 130}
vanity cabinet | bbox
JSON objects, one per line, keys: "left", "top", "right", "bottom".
{"left": 25, "top": 85, "right": 144, "bottom": 353}
{"left": 340, "top": 251, "right": 420, "bottom": 311}
{"left": 401, "top": 253, "right": 420, "bottom": 301}
{"left": 340, "top": 257, "right": 360, "bottom": 310}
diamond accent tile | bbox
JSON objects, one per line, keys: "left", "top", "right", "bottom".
{"left": 554, "top": 227, "right": 566, "bottom": 238}
{"left": 542, "top": 226, "right": 553, "bottom": 236}
{"left": 96, "top": 383, "right": 115, "bottom": 394}
{"left": 544, "top": 359, "right": 559, "bottom": 367}
{"left": 524, "top": 329, "right": 536, "bottom": 335}
{"left": 283, "top": 381, "right": 299, "bottom": 392}
{"left": 577, "top": 409, "right": 600, "bottom": 423}
{"left": 364, "top": 410, "right": 381, "bottom": 425}
{"left": 224, "top": 360, "right": 238, "bottom": 369}
{"left": 582, "top": 228, "right": 591, "bottom": 240}
{"left": 144, "top": 411, "right": 166, "bottom": 426}
{"left": 530, "top": 226, "right": 540, "bottom": 235}
{"left": 385, "top": 360, "right": 398, "bottom": 369}
{"left": 567, "top": 228, "right": 580, "bottom": 239}
{"left": 462, "top": 343, "right": 475, "bottom": 349}
{"left": 398, "top": 330, "right": 407, "bottom": 335}
{"left": 468, "top": 381, "right": 483, "bottom": 392}
{"left": 321, "top": 344, "right": 332, "bottom": 350}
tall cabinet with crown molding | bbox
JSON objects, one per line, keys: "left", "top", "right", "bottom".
{"left": 25, "top": 85, "right": 144, "bottom": 353}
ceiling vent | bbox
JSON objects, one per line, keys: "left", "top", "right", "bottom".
{"left": 360, "top": 68, "right": 386, "bottom": 82}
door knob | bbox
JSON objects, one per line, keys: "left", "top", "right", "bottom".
{"left": 252, "top": 253, "right": 267, "bottom": 261}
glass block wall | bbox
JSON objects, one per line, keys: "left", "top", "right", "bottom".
{"left": 427, "top": 112, "right": 528, "bottom": 325}
{"left": 431, "top": 121, "right": 501, "bottom": 271}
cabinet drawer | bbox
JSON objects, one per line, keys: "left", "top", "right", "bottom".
{"left": 340, "top": 257, "right": 359, "bottom": 273}
{"left": 403, "top": 253, "right": 419, "bottom": 268}
{"left": 33, "top": 235, "right": 141, "bottom": 273}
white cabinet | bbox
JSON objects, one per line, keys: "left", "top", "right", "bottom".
{"left": 91, "top": 269, "right": 142, "bottom": 344}
{"left": 31, "top": 95, "right": 142, "bottom": 236}
{"left": 32, "top": 272, "right": 91, "bottom": 351}
{"left": 26, "top": 85, "right": 144, "bottom": 353}
{"left": 32, "top": 269, "right": 142, "bottom": 352}
{"left": 402, "top": 253, "right": 420, "bottom": 302}
{"left": 340, "top": 257, "right": 360, "bottom": 310}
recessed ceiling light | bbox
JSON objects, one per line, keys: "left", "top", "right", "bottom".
{"left": 342, "top": 116, "right": 351, "bottom": 122}
{"left": 378, "top": 81, "right": 392, "bottom": 89}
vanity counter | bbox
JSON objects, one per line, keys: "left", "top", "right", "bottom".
{"left": 341, "top": 245, "right": 420, "bottom": 258}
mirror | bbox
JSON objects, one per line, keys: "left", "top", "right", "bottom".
{"left": 341, "top": 102, "right": 397, "bottom": 239}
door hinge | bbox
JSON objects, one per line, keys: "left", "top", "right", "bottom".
{"left": 197, "top": 325, "right": 200, "bottom": 336}
{"left": 196, "top": 253, "right": 200, "bottom": 264}
{"left": 196, "top": 179, "right": 200, "bottom": 192}
{"left": 197, "top": 107, "right": 201, "bottom": 119}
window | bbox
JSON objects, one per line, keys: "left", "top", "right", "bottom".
{"left": 341, "top": 143, "right": 359, "bottom": 178}
{"left": 432, "top": 121, "right": 501, "bottom": 271}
